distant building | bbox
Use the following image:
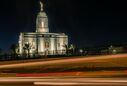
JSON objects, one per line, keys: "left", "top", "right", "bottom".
{"left": 101, "top": 45, "right": 125, "bottom": 54}
{"left": 18, "top": 1, "right": 68, "bottom": 55}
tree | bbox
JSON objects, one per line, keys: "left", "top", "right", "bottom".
{"left": 63, "top": 44, "right": 76, "bottom": 55}
{"left": 23, "top": 43, "right": 32, "bottom": 58}
{"left": 10, "top": 44, "right": 18, "bottom": 58}
{"left": 69, "top": 44, "right": 76, "bottom": 55}
{"left": 10, "top": 44, "right": 18, "bottom": 53}
{"left": 63, "top": 44, "right": 69, "bottom": 55}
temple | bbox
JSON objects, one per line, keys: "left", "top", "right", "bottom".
{"left": 18, "top": 1, "right": 68, "bottom": 55}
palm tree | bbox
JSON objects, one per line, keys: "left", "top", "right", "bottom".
{"left": 69, "top": 44, "right": 76, "bottom": 55}
{"left": 63, "top": 44, "right": 69, "bottom": 55}
{"left": 23, "top": 43, "right": 31, "bottom": 58}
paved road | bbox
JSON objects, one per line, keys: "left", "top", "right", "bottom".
{"left": 0, "top": 77, "right": 127, "bottom": 86}
{"left": 0, "top": 54, "right": 127, "bottom": 69}
{"left": 1, "top": 54, "right": 127, "bottom": 85}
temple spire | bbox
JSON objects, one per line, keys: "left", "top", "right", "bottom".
{"left": 40, "top": 1, "right": 43, "bottom": 11}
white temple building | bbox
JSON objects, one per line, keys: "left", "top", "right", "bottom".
{"left": 18, "top": 1, "right": 68, "bottom": 55}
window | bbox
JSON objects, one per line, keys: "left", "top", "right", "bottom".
{"left": 44, "top": 39, "right": 50, "bottom": 48}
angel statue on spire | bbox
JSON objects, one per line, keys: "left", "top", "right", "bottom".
{"left": 40, "top": 1, "right": 43, "bottom": 11}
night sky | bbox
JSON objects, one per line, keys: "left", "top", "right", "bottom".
{"left": 0, "top": 0, "right": 127, "bottom": 51}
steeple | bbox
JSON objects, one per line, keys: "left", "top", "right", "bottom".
{"left": 36, "top": 1, "right": 49, "bottom": 33}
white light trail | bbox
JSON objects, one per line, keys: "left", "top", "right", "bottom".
{"left": 0, "top": 54, "right": 127, "bottom": 69}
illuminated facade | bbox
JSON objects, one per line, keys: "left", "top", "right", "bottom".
{"left": 18, "top": 2, "right": 68, "bottom": 55}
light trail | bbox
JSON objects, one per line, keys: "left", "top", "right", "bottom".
{"left": 1, "top": 77, "right": 127, "bottom": 82}
{"left": 34, "top": 82, "right": 79, "bottom": 86}
{"left": 34, "top": 82, "right": 127, "bottom": 86}
{"left": 0, "top": 54, "right": 127, "bottom": 69}
{"left": 0, "top": 77, "right": 127, "bottom": 86}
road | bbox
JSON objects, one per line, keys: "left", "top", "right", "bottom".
{"left": 0, "top": 54, "right": 127, "bottom": 69}
{"left": 1, "top": 54, "right": 127, "bottom": 74}
{"left": 0, "top": 77, "right": 127, "bottom": 86}
{"left": 1, "top": 54, "right": 127, "bottom": 85}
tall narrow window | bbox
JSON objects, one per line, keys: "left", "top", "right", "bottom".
{"left": 41, "top": 21, "right": 44, "bottom": 28}
{"left": 45, "top": 39, "right": 50, "bottom": 48}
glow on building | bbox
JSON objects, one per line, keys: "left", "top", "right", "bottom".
{"left": 18, "top": 1, "right": 68, "bottom": 55}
